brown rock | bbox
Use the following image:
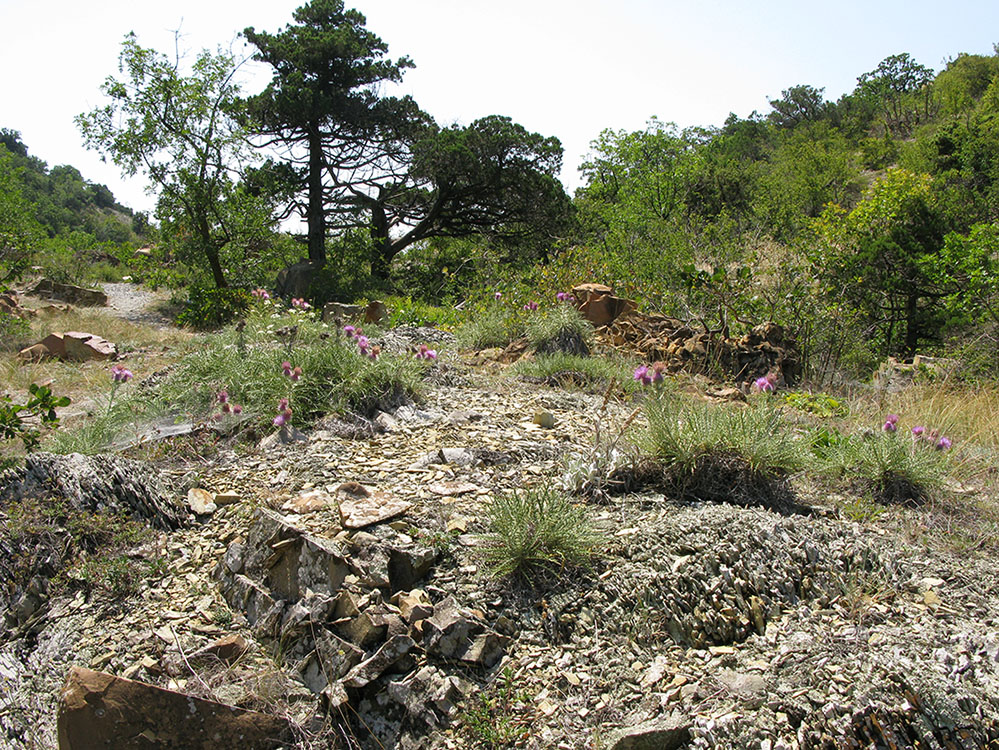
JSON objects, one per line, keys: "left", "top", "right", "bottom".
{"left": 40, "top": 333, "right": 67, "bottom": 357}
{"left": 18, "top": 343, "right": 51, "bottom": 361}
{"left": 364, "top": 300, "right": 388, "bottom": 324}
{"left": 192, "top": 634, "right": 250, "bottom": 665}
{"left": 571, "top": 283, "right": 637, "bottom": 327}
{"left": 63, "top": 331, "right": 117, "bottom": 361}
{"left": 57, "top": 666, "right": 292, "bottom": 749}
{"left": 187, "top": 488, "right": 216, "bottom": 515}
{"left": 321, "top": 301, "right": 364, "bottom": 323}
{"left": 605, "top": 717, "right": 691, "bottom": 750}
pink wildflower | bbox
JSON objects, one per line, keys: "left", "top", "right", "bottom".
{"left": 936, "top": 436, "right": 952, "bottom": 451}
{"left": 232, "top": 404, "right": 242, "bottom": 415}
{"left": 911, "top": 426, "right": 924, "bottom": 437}
{"left": 111, "top": 365, "right": 133, "bottom": 383}
{"left": 217, "top": 390, "right": 229, "bottom": 404}
{"left": 278, "top": 398, "right": 289, "bottom": 412}
{"left": 273, "top": 413, "right": 288, "bottom": 427}
{"left": 290, "top": 366, "right": 302, "bottom": 382}
{"left": 281, "top": 361, "right": 293, "bottom": 377}
{"left": 494, "top": 292, "right": 502, "bottom": 300}
{"left": 754, "top": 375, "right": 775, "bottom": 393}
{"left": 343, "top": 325, "right": 356, "bottom": 336}
{"left": 523, "top": 301, "right": 539, "bottom": 312}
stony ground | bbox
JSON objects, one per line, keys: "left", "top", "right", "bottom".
{"left": 1, "top": 287, "right": 998, "bottom": 749}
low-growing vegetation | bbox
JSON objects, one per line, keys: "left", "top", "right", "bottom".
{"left": 480, "top": 487, "right": 602, "bottom": 579}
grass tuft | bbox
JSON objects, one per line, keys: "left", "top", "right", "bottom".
{"left": 525, "top": 304, "right": 593, "bottom": 356}
{"left": 480, "top": 487, "right": 601, "bottom": 579}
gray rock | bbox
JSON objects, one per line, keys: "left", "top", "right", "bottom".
{"left": 1, "top": 453, "right": 186, "bottom": 530}
{"left": 605, "top": 717, "right": 691, "bottom": 750}
{"left": 343, "top": 634, "right": 415, "bottom": 689}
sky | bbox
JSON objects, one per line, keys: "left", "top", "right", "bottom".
{"left": 2, "top": 0, "right": 998, "bottom": 215}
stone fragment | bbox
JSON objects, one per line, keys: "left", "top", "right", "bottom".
{"left": 186, "top": 487, "right": 217, "bottom": 516}
{"left": 533, "top": 411, "right": 555, "bottom": 429}
{"left": 191, "top": 634, "right": 249, "bottom": 666}
{"left": 338, "top": 489, "right": 412, "bottom": 529}
{"left": 422, "top": 597, "right": 507, "bottom": 667}
{"left": 258, "top": 425, "right": 308, "bottom": 450}
{"left": 213, "top": 491, "right": 241, "bottom": 506}
{"left": 393, "top": 590, "right": 434, "bottom": 624}
{"left": 63, "top": 331, "right": 117, "bottom": 361}
{"left": 364, "top": 300, "right": 388, "bottom": 324}
{"left": 342, "top": 634, "right": 415, "bottom": 689}
{"left": 297, "top": 630, "right": 364, "bottom": 693}
{"left": 17, "top": 343, "right": 50, "bottom": 361}
{"left": 281, "top": 489, "right": 333, "bottom": 515}
{"left": 321, "top": 301, "right": 364, "bottom": 323}
{"left": 717, "top": 669, "right": 768, "bottom": 709}
{"left": 460, "top": 632, "right": 508, "bottom": 667}
{"left": 56, "top": 666, "right": 292, "bottom": 749}
{"left": 340, "top": 611, "right": 388, "bottom": 648}
{"left": 428, "top": 481, "right": 479, "bottom": 497}
{"left": 604, "top": 717, "right": 692, "bottom": 750}
{"left": 388, "top": 546, "right": 436, "bottom": 591}
{"left": 387, "top": 666, "right": 469, "bottom": 727}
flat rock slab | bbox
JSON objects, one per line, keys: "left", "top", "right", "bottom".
{"left": 29, "top": 279, "right": 108, "bottom": 306}
{"left": 339, "top": 489, "right": 412, "bottom": 529}
{"left": 57, "top": 666, "right": 292, "bottom": 749}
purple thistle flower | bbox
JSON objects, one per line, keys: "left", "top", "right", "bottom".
{"left": 273, "top": 413, "right": 288, "bottom": 427}
{"left": 494, "top": 292, "right": 502, "bottom": 300}
{"left": 523, "top": 301, "right": 539, "bottom": 312}
{"left": 221, "top": 403, "right": 231, "bottom": 414}
{"left": 290, "top": 366, "right": 302, "bottom": 382}
{"left": 217, "top": 390, "right": 229, "bottom": 404}
{"left": 754, "top": 376, "right": 775, "bottom": 393}
{"left": 633, "top": 365, "right": 654, "bottom": 386}
{"left": 882, "top": 420, "right": 897, "bottom": 433}
{"left": 281, "top": 361, "right": 292, "bottom": 377}
{"left": 343, "top": 325, "right": 356, "bottom": 336}
{"left": 911, "top": 426, "right": 924, "bottom": 437}
{"left": 885, "top": 414, "right": 899, "bottom": 425}
{"left": 232, "top": 404, "right": 242, "bottom": 415}
{"left": 278, "top": 398, "right": 289, "bottom": 412}
{"left": 111, "top": 365, "right": 133, "bottom": 383}
{"left": 426, "top": 349, "right": 437, "bottom": 360}
{"left": 936, "top": 436, "right": 952, "bottom": 451}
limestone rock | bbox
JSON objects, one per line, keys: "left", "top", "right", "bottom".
{"left": 1, "top": 452, "right": 187, "bottom": 530}
{"left": 342, "top": 634, "right": 415, "bottom": 689}
{"left": 186, "top": 488, "right": 217, "bottom": 516}
{"left": 56, "top": 666, "right": 292, "bottom": 749}
{"left": 321, "top": 301, "right": 364, "bottom": 323}
{"left": 28, "top": 279, "right": 107, "bottom": 306}
{"left": 364, "top": 300, "right": 388, "bottom": 324}
{"left": 605, "top": 717, "right": 691, "bottom": 750}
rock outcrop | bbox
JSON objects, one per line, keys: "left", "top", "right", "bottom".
{"left": 56, "top": 666, "right": 293, "bottom": 749}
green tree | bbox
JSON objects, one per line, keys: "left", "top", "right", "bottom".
{"left": 359, "top": 115, "right": 572, "bottom": 278}
{"left": 811, "top": 168, "right": 945, "bottom": 354}
{"left": 767, "top": 85, "right": 830, "bottom": 130}
{"left": 856, "top": 53, "right": 935, "bottom": 137}
{"left": 243, "top": 0, "right": 415, "bottom": 268}
{"left": 77, "top": 33, "right": 259, "bottom": 288}
{"left": 0, "top": 147, "right": 43, "bottom": 286}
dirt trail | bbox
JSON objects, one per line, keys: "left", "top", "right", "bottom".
{"left": 99, "top": 282, "right": 174, "bottom": 328}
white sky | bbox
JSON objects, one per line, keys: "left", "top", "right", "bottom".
{"left": 2, "top": 0, "right": 997, "bottom": 215}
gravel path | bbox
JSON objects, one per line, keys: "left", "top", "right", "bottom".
{"left": 99, "top": 282, "right": 173, "bottom": 327}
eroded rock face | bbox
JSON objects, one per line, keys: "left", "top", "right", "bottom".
{"left": 215, "top": 509, "right": 508, "bottom": 734}
{"left": 28, "top": 279, "right": 108, "bottom": 307}
{"left": 56, "top": 666, "right": 293, "bottom": 749}
{"left": 572, "top": 282, "right": 638, "bottom": 327}
{"left": 1, "top": 453, "right": 187, "bottom": 530}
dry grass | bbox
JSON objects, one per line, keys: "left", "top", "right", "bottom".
{"left": 1, "top": 309, "right": 194, "bottom": 449}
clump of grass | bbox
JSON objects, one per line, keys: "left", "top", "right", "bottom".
{"left": 455, "top": 305, "right": 521, "bottom": 350}
{"left": 642, "top": 394, "right": 802, "bottom": 508}
{"left": 818, "top": 431, "right": 950, "bottom": 505}
{"left": 480, "top": 487, "right": 602, "bottom": 579}
{"left": 511, "top": 352, "right": 640, "bottom": 391}
{"left": 526, "top": 304, "right": 593, "bottom": 356}
{"left": 157, "top": 312, "right": 426, "bottom": 428}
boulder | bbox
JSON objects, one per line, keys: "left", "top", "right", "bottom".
{"left": 275, "top": 260, "right": 319, "bottom": 300}
{"left": 1, "top": 453, "right": 187, "bottom": 530}
{"left": 364, "top": 300, "right": 388, "bottom": 324}
{"left": 28, "top": 279, "right": 107, "bottom": 307}
{"left": 342, "top": 634, "right": 415, "bottom": 689}
{"left": 571, "top": 282, "right": 637, "bottom": 327}
{"left": 17, "top": 343, "right": 50, "bottom": 361}
{"left": 604, "top": 716, "right": 692, "bottom": 750}
{"left": 56, "top": 666, "right": 293, "bottom": 749}
{"left": 321, "top": 301, "right": 365, "bottom": 324}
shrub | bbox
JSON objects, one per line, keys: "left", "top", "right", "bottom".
{"left": 156, "top": 314, "right": 426, "bottom": 430}
{"left": 480, "top": 487, "right": 601, "bottom": 578}
{"left": 526, "top": 303, "right": 592, "bottom": 355}
{"left": 0, "top": 311, "right": 30, "bottom": 352}
{"left": 819, "top": 431, "right": 950, "bottom": 505}
{"left": 456, "top": 305, "right": 521, "bottom": 350}
{"left": 511, "top": 353, "right": 640, "bottom": 392}
{"left": 643, "top": 394, "right": 801, "bottom": 507}
{"left": 175, "top": 286, "right": 252, "bottom": 329}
